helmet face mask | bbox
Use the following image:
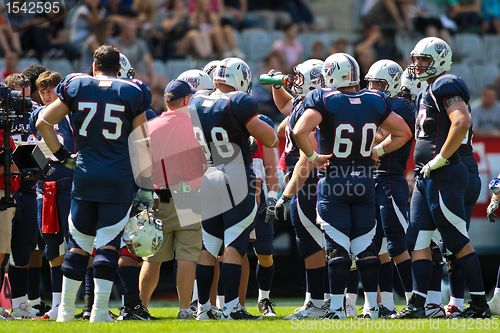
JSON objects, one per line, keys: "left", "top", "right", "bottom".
{"left": 409, "top": 37, "right": 452, "bottom": 81}
{"left": 400, "top": 67, "right": 428, "bottom": 100}
{"left": 365, "top": 59, "right": 402, "bottom": 97}
{"left": 289, "top": 59, "right": 324, "bottom": 97}
{"left": 118, "top": 53, "right": 135, "bottom": 79}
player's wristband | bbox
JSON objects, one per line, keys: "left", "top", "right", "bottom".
{"left": 53, "top": 145, "right": 70, "bottom": 163}
{"left": 373, "top": 144, "right": 385, "bottom": 157}
{"left": 307, "top": 151, "right": 318, "bottom": 163}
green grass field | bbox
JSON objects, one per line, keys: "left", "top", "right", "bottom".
{"left": 0, "top": 302, "right": 498, "bottom": 333}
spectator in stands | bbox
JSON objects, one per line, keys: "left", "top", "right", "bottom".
{"left": 70, "top": 0, "right": 104, "bottom": 49}
{"left": 361, "top": 0, "right": 411, "bottom": 31}
{"left": 482, "top": 0, "right": 500, "bottom": 34}
{"left": 80, "top": 19, "right": 114, "bottom": 73}
{"left": 471, "top": 85, "right": 500, "bottom": 136}
{"left": 0, "top": 51, "right": 20, "bottom": 82}
{"left": 252, "top": 51, "right": 286, "bottom": 123}
{"left": 410, "top": 0, "right": 452, "bottom": 44}
{"left": 0, "top": 6, "right": 22, "bottom": 55}
{"left": 189, "top": 0, "right": 245, "bottom": 59}
{"left": 247, "top": 0, "right": 291, "bottom": 30}
{"left": 272, "top": 22, "right": 303, "bottom": 70}
{"left": 447, "top": 0, "right": 483, "bottom": 33}
{"left": 329, "top": 38, "right": 349, "bottom": 55}
{"left": 220, "top": 0, "right": 264, "bottom": 30}
{"left": 103, "top": 0, "right": 137, "bottom": 27}
{"left": 132, "top": 0, "right": 155, "bottom": 34}
{"left": 311, "top": 41, "right": 326, "bottom": 60}
{"left": 277, "top": 0, "right": 315, "bottom": 31}
{"left": 151, "top": 0, "right": 211, "bottom": 60}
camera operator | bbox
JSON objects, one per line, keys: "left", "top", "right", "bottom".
{"left": 0, "top": 99, "right": 20, "bottom": 319}
{"left": 4, "top": 73, "right": 47, "bottom": 319}
{"left": 28, "top": 70, "right": 76, "bottom": 320}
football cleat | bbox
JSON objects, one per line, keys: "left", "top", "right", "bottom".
{"left": 445, "top": 304, "right": 463, "bottom": 318}
{"left": 32, "top": 301, "right": 51, "bottom": 317}
{"left": 118, "top": 303, "right": 155, "bottom": 321}
{"left": 321, "top": 299, "right": 331, "bottom": 311}
{"left": 488, "top": 294, "right": 500, "bottom": 316}
{"left": 391, "top": 303, "right": 425, "bottom": 319}
{"left": 178, "top": 309, "right": 195, "bottom": 320}
{"left": 257, "top": 298, "right": 276, "bottom": 317}
{"left": 221, "top": 304, "right": 260, "bottom": 320}
{"left": 196, "top": 305, "right": 220, "bottom": 320}
{"left": 322, "top": 308, "right": 346, "bottom": 319}
{"left": 189, "top": 300, "right": 198, "bottom": 316}
{"left": 10, "top": 303, "right": 37, "bottom": 319}
{"left": 283, "top": 301, "right": 325, "bottom": 320}
{"left": 456, "top": 303, "right": 492, "bottom": 318}
{"left": 90, "top": 308, "right": 114, "bottom": 322}
{"left": 378, "top": 304, "right": 396, "bottom": 318}
{"left": 359, "top": 307, "right": 379, "bottom": 319}
{"left": 425, "top": 303, "right": 446, "bottom": 318}
{"left": 74, "top": 307, "right": 91, "bottom": 320}
{"left": 345, "top": 302, "right": 357, "bottom": 318}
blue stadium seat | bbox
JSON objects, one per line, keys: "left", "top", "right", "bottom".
{"left": 451, "top": 62, "right": 479, "bottom": 97}
{"left": 18, "top": 58, "right": 39, "bottom": 72}
{"left": 472, "top": 63, "right": 500, "bottom": 88}
{"left": 42, "top": 58, "right": 75, "bottom": 76}
{"left": 299, "top": 32, "right": 331, "bottom": 59}
{"left": 165, "top": 59, "right": 193, "bottom": 80}
{"left": 241, "top": 29, "right": 272, "bottom": 62}
{"left": 484, "top": 35, "right": 500, "bottom": 65}
{"left": 453, "top": 33, "right": 485, "bottom": 63}
{"left": 153, "top": 60, "right": 168, "bottom": 78}
{"left": 0, "top": 58, "right": 4, "bottom": 72}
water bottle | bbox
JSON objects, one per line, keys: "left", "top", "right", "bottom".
{"left": 259, "top": 74, "right": 288, "bottom": 86}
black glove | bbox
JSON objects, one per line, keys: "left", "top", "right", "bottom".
{"left": 275, "top": 194, "right": 291, "bottom": 223}
{"left": 249, "top": 136, "right": 258, "bottom": 155}
{"left": 53, "top": 146, "right": 76, "bottom": 170}
{"left": 265, "top": 195, "right": 277, "bottom": 224}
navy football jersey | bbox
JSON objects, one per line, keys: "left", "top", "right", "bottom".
{"left": 378, "top": 97, "right": 415, "bottom": 176}
{"left": 414, "top": 74, "right": 470, "bottom": 171}
{"left": 56, "top": 73, "right": 147, "bottom": 203}
{"left": 284, "top": 96, "right": 305, "bottom": 174}
{"left": 303, "top": 88, "right": 391, "bottom": 166}
{"left": 459, "top": 115, "right": 478, "bottom": 174}
{"left": 190, "top": 91, "right": 257, "bottom": 173}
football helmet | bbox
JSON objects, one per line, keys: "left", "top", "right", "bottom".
{"left": 400, "top": 68, "right": 428, "bottom": 100}
{"left": 118, "top": 53, "right": 135, "bottom": 79}
{"left": 203, "top": 60, "right": 220, "bottom": 78}
{"left": 409, "top": 37, "right": 452, "bottom": 80}
{"left": 122, "top": 209, "right": 163, "bottom": 258}
{"left": 178, "top": 69, "right": 215, "bottom": 91}
{"left": 289, "top": 59, "right": 325, "bottom": 97}
{"left": 213, "top": 57, "right": 252, "bottom": 93}
{"left": 365, "top": 59, "right": 403, "bottom": 97}
{"left": 322, "top": 53, "right": 360, "bottom": 89}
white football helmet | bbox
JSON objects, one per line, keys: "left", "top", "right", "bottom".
{"left": 365, "top": 59, "right": 403, "bottom": 98}
{"left": 213, "top": 57, "right": 252, "bottom": 93}
{"left": 322, "top": 53, "right": 360, "bottom": 89}
{"left": 118, "top": 53, "right": 135, "bottom": 79}
{"left": 290, "top": 59, "right": 325, "bottom": 97}
{"left": 202, "top": 60, "right": 220, "bottom": 78}
{"left": 122, "top": 210, "right": 163, "bottom": 258}
{"left": 400, "top": 68, "right": 428, "bottom": 100}
{"left": 409, "top": 37, "right": 452, "bottom": 80}
{"left": 178, "top": 69, "right": 215, "bottom": 91}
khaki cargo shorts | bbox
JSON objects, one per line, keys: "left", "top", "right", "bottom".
{"left": 145, "top": 199, "right": 201, "bottom": 263}
{"left": 0, "top": 190, "right": 15, "bottom": 254}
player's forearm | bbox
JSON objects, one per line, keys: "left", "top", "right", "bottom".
{"left": 439, "top": 123, "right": 469, "bottom": 160}
{"left": 282, "top": 154, "right": 313, "bottom": 198}
{"left": 377, "top": 132, "right": 411, "bottom": 155}
{"left": 263, "top": 147, "right": 280, "bottom": 193}
{"left": 272, "top": 87, "right": 293, "bottom": 115}
{"left": 36, "top": 124, "right": 62, "bottom": 153}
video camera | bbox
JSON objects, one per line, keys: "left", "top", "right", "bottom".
{"left": 0, "top": 83, "right": 32, "bottom": 125}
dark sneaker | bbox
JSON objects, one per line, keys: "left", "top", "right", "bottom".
{"left": 118, "top": 303, "right": 156, "bottom": 320}
{"left": 257, "top": 298, "right": 276, "bottom": 317}
{"left": 222, "top": 304, "right": 261, "bottom": 320}
{"left": 425, "top": 303, "right": 446, "bottom": 318}
{"left": 75, "top": 307, "right": 92, "bottom": 320}
{"left": 456, "top": 303, "right": 492, "bottom": 318}
{"left": 32, "top": 301, "right": 51, "bottom": 317}
{"left": 378, "top": 305, "right": 396, "bottom": 318}
{"left": 392, "top": 303, "right": 425, "bottom": 319}
{"left": 321, "top": 299, "right": 331, "bottom": 311}
{"left": 189, "top": 300, "right": 198, "bottom": 316}
{"left": 445, "top": 304, "right": 463, "bottom": 318}
{"left": 322, "top": 308, "right": 346, "bottom": 319}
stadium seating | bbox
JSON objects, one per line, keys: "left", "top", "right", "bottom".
{"left": 165, "top": 59, "right": 194, "bottom": 80}
{"left": 453, "top": 33, "right": 485, "bottom": 64}
{"left": 484, "top": 35, "right": 500, "bottom": 66}
{"left": 18, "top": 58, "right": 39, "bottom": 73}
{"left": 42, "top": 58, "right": 75, "bottom": 76}
{"left": 240, "top": 29, "right": 273, "bottom": 62}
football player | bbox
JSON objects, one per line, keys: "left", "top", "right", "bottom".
{"left": 36, "top": 45, "right": 149, "bottom": 322}
{"left": 486, "top": 176, "right": 500, "bottom": 315}
{"left": 397, "top": 37, "right": 491, "bottom": 319}
{"left": 29, "top": 71, "right": 75, "bottom": 320}
{"left": 294, "top": 53, "right": 412, "bottom": 319}
{"left": 191, "top": 57, "right": 278, "bottom": 320}
{"left": 270, "top": 59, "right": 329, "bottom": 319}
{"left": 364, "top": 60, "right": 415, "bottom": 318}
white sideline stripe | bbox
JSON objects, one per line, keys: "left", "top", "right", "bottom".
{"left": 317, "top": 209, "right": 350, "bottom": 252}
{"left": 202, "top": 227, "right": 223, "bottom": 258}
{"left": 296, "top": 197, "right": 325, "bottom": 249}
{"left": 391, "top": 196, "right": 408, "bottom": 232}
{"left": 438, "top": 191, "right": 469, "bottom": 238}
{"left": 351, "top": 223, "right": 376, "bottom": 256}
{"left": 224, "top": 201, "right": 258, "bottom": 249}
{"left": 95, "top": 206, "right": 132, "bottom": 249}
{"left": 68, "top": 212, "right": 95, "bottom": 254}
{"left": 414, "top": 230, "right": 434, "bottom": 251}
{"left": 378, "top": 237, "right": 388, "bottom": 255}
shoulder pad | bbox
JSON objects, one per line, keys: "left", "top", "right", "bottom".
{"left": 431, "top": 74, "right": 470, "bottom": 103}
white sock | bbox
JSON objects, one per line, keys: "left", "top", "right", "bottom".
{"left": 224, "top": 297, "right": 239, "bottom": 311}
{"left": 93, "top": 278, "right": 113, "bottom": 312}
{"left": 346, "top": 293, "right": 357, "bottom": 307}
{"left": 310, "top": 298, "right": 323, "bottom": 308}
{"left": 192, "top": 280, "right": 198, "bottom": 302}
{"left": 48, "top": 292, "right": 62, "bottom": 315}
{"left": 426, "top": 290, "right": 442, "bottom": 305}
{"left": 60, "top": 277, "right": 81, "bottom": 311}
{"left": 258, "top": 289, "right": 270, "bottom": 302}
{"left": 121, "top": 295, "right": 125, "bottom": 307}
{"left": 198, "top": 300, "right": 211, "bottom": 312}
{"left": 495, "top": 288, "right": 500, "bottom": 296}
{"left": 324, "top": 293, "right": 331, "bottom": 301}
{"left": 28, "top": 297, "right": 41, "bottom": 306}
{"left": 330, "top": 294, "right": 344, "bottom": 311}
{"left": 449, "top": 296, "right": 464, "bottom": 309}
{"left": 405, "top": 291, "right": 413, "bottom": 303}
{"left": 380, "top": 291, "right": 395, "bottom": 310}
{"left": 12, "top": 295, "right": 28, "bottom": 309}
{"left": 364, "top": 291, "right": 377, "bottom": 310}
{"left": 216, "top": 295, "right": 225, "bottom": 309}
{"left": 304, "top": 292, "right": 311, "bottom": 306}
